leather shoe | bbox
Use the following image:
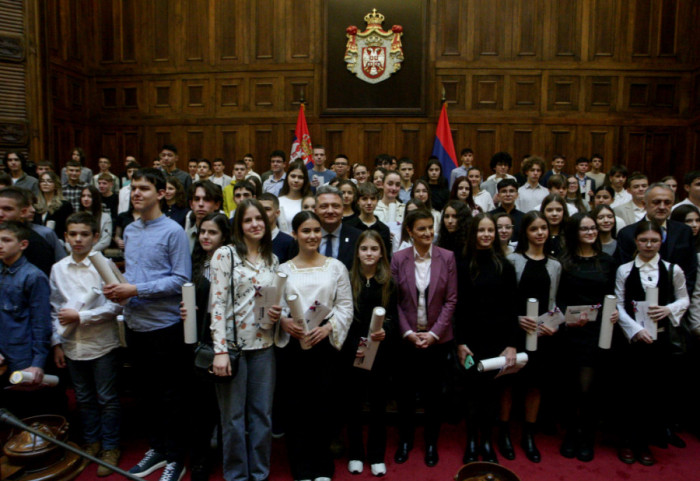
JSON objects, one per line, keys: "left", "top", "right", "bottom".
{"left": 521, "top": 430, "right": 541, "bottom": 463}
{"left": 617, "top": 447, "right": 635, "bottom": 464}
{"left": 636, "top": 446, "right": 656, "bottom": 466}
{"left": 462, "top": 437, "right": 479, "bottom": 464}
{"left": 424, "top": 445, "right": 439, "bottom": 467}
{"left": 667, "top": 428, "right": 686, "bottom": 448}
{"left": 393, "top": 442, "right": 412, "bottom": 464}
{"left": 560, "top": 430, "right": 577, "bottom": 459}
{"left": 576, "top": 437, "right": 594, "bottom": 463}
{"left": 480, "top": 441, "right": 498, "bottom": 464}
{"left": 497, "top": 423, "right": 515, "bottom": 460}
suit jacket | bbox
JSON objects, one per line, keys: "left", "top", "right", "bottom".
{"left": 390, "top": 245, "right": 457, "bottom": 343}
{"left": 272, "top": 230, "right": 294, "bottom": 264}
{"left": 614, "top": 200, "right": 643, "bottom": 227}
{"left": 287, "top": 223, "right": 361, "bottom": 272}
{"left": 615, "top": 218, "right": 697, "bottom": 294}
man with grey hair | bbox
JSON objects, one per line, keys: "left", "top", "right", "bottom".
{"left": 615, "top": 182, "right": 697, "bottom": 292}
{"left": 313, "top": 184, "right": 361, "bottom": 271}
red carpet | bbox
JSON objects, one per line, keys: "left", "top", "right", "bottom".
{"left": 75, "top": 422, "right": 700, "bottom": 481}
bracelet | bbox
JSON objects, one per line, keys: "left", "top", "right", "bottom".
{"left": 214, "top": 351, "right": 228, "bottom": 356}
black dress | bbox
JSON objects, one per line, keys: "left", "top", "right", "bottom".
{"left": 557, "top": 253, "right": 617, "bottom": 367}
{"left": 342, "top": 277, "right": 398, "bottom": 464}
{"left": 429, "top": 184, "right": 450, "bottom": 212}
{"left": 35, "top": 200, "right": 73, "bottom": 239}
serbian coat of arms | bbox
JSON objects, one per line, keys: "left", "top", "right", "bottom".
{"left": 344, "top": 9, "right": 404, "bottom": 84}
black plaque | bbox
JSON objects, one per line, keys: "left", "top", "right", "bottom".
{"left": 323, "top": 0, "right": 427, "bottom": 116}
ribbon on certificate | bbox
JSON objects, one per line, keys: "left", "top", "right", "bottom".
{"left": 631, "top": 300, "right": 638, "bottom": 313}
{"left": 547, "top": 307, "right": 561, "bottom": 315}
{"left": 253, "top": 285, "right": 263, "bottom": 297}
{"left": 309, "top": 300, "right": 321, "bottom": 312}
{"left": 358, "top": 337, "right": 369, "bottom": 348}
{"left": 590, "top": 303, "right": 602, "bottom": 310}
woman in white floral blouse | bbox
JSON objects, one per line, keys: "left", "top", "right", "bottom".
{"left": 268, "top": 210, "right": 353, "bottom": 481}
{"left": 210, "top": 198, "right": 279, "bottom": 481}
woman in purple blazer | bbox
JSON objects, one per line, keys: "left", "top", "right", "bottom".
{"left": 390, "top": 209, "right": 458, "bottom": 468}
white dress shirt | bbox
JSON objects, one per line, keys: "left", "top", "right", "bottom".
{"left": 50, "top": 255, "right": 122, "bottom": 360}
{"left": 615, "top": 254, "right": 689, "bottom": 341}
{"left": 516, "top": 183, "right": 549, "bottom": 213}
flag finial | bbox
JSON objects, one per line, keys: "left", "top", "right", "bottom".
{"left": 441, "top": 86, "right": 446, "bottom": 104}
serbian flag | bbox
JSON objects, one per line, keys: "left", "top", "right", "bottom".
{"left": 290, "top": 103, "right": 313, "bottom": 168}
{"left": 431, "top": 103, "right": 458, "bottom": 181}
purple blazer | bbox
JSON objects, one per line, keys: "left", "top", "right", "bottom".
{"left": 390, "top": 245, "right": 457, "bottom": 343}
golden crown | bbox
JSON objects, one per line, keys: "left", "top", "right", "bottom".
{"left": 364, "top": 9, "right": 385, "bottom": 26}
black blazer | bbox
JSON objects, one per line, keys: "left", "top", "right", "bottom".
{"left": 288, "top": 223, "right": 361, "bottom": 272}
{"left": 273, "top": 230, "right": 294, "bottom": 264}
{"left": 615, "top": 218, "right": 697, "bottom": 294}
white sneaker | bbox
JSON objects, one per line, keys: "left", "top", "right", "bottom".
{"left": 370, "top": 463, "right": 386, "bottom": 476}
{"left": 348, "top": 460, "right": 363, "bottom": 474}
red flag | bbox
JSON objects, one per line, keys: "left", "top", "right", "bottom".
{"left": 290, "top": 104, "right": 313, "bottom": 168}
{"left": 431, "top": 103, "right": 458, "bottom": 181}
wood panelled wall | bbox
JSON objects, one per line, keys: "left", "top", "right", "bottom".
{"left": 42, "top": 0, "right": 700, "bottom": 180}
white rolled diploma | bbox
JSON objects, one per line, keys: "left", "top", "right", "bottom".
{"left": 526, "top": 298, "right": 538, "bottom": 352}
{"left": 10, "top": 371, "right": 59, "bottom": 387}
{"left": 46, "top": 220, "right": 56, "bottom": 231}
{"left": 287, "top": 294, "right": 311, "bottom": 350}
{"left": 261, "top": 272, "right": 288, "bottom": 330}
{"left": 598, "top": 295, "right": 617, "bottom": 349}
{"left": 109, "top": 259, "right": 127, "bottom": 283}
{"left": 182, "top": 283, "right": 197, "bottom": 344}
{"left": 116, "top": 315, "right": 127, "bottom": 347}
{"left": 88, "top": 251, "right": 119, "bottom": 285}
{"left": 370, "top": 307, "right": 386, "bottom": 334}
{"left": 646, "top": 286, "right": 659, "bottom": 340}
{"left": 478, "top": 352, "right": 529, "bottom": 372}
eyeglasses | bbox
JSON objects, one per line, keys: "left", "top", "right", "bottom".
{"left": 579, "top": 226, "right": 598, "bottom": 233}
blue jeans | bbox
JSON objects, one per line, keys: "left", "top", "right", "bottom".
{"left": 216, "top": 347, "right": 275, "bottom": 481}
{"left": 66, "top": 349, "right": 121, "bottom": 449}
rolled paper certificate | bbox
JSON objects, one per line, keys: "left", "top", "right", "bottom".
{"left": 287, "top": 294, "right": 310, "bottom": 350}
{"left": 108, "top": 259, "right": 127, "bottom": 283}
{"left": 46, "top": 220, "right": 56, "bottom": 231}
{"left": 116, "top": 315, "right": 127, "bottom": 347}
{"left": 526, "top": 298, "right": 538, "bottom": 352}
{"left": 478, "top": 352, "right": 529, "bottom": 372}
{"left": 88, "top": 251, "right": 119, "bottom": 285}
{"left": 369, "top": 307, "right": 386, "bottom": 334}
{"left": 182, "top": 283, "right": 197, "bottom": 344}
{"left": 598, "top": 295, "right": 617, "bottom": 349}
{"left": 273, "top": 272, "right": 288, "bottom": 305}
{"left": 387, "top": 202, "right": 397, "bottom": 223}
{"left": 646, "top": 286, "right": 659, "bottom": 340}
{"left": 10, "top": 371, "right": 60, "bottom": 387}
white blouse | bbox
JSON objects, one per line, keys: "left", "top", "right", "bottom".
{"left": 615, "top": 255, "right": 689, "bottom": 341}
{"left": 210, "top": 245, "right": 279, "bottom": 352}
{"left": 277, "top": 196, "right": 302, "bottom": 234}
{"left": 276, "top": 257, "right": 353, "bottom": 350}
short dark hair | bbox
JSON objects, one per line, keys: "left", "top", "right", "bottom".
{"left": 608, "top": 164, "right": 628, "bottom": 178}
{"left": 258, "top": 192, "right": 279, "bottom": 209}
{"left": 66, "top": 211, "right": 99, "bottom": 234}
{"left": 684, "top": 171, "right": 700, "bottom": 186}
{"left": 270, "top": 150, "right": 286, "bottom": 161}
{"left": 212, "top": 158, "right": 224, "bottom": 165}
{"left": 132, "top": 167, "right": 166, "bottom": 191}
{"left": 126, "top": 161, "right": 141, "bottom": 170}
{"left": 161, "top": 144, "right": 178, "bottom": 154}
{"left": 522, "top": 156, "right": 545, "bottom": 174}
{"left": 575, "top": 156, "right": 590, "bottom": 165}
{"left": 0, "top": 172, "right": 12, "bottom": 187}
{"left": 403, "top": 208, "right": 435, "bottom": 232}
{"left": 357, "top": 182, "right": 380, "bottom": 199}
{"left": 66, "top": 160, "right": 81, "bottom": 169}
{"left": 628, "top": 172, "right": 648, "bottom": 184}
{"left": 497, "top": 178, "right": 519, "bottom": 192}
{"left": 0, "top": 186, "right": 30, "bottom": 207}
{"left": 189, "top": 180, "right": 223, "bottom": 204}
{"left": 590, "top": 153, "right": 603, "bottom": 162}
{"left": 0, "top": 220, "right": 31, "bottom": 242}
{"left": 233, "top": 180, "right": 255, "bottom": 195}
{"left": 460, "top": 148, "right": 473, "bottom": 156}
{"left": 398, "top": 157, "right": 414, "bottom": 168}
{"left": 234, "top": 159, "right": 247, "bottom": 167}
{"left": 197, "top": 158, "right": 212, "bottom": 169}
{"left": 490, "top": 152, "right": 513, "bottom": 170}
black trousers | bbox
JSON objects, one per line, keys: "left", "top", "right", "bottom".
{"left": 394, "top": 341, "right": 451, "bottom": 446}
{"left": 127, "top": 323, "right": 187, "bottom": 463}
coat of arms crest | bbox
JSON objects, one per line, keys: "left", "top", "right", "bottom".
{"left": 344, "top": 9, "right": 404, "bottom": 85}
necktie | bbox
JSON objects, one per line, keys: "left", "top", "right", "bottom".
{"left": 324, "top": 234, "right": 334, "bottom": 257}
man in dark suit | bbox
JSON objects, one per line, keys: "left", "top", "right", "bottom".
{"left": 259, "top": 193, "right": 294, "bottom": 264}
{"left": 616, "top": 182, "right": 697, "bottom": 293}
{"left": 314, "top": 184, "right": 361, "bottom": 271}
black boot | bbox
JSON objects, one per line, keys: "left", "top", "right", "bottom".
{"left": 576, "top": 429, "right": 594, "bottom": 462}
{"left": 497, "top": 421, "right": 515, "bottom": 460}
{"left": 560, "top": 428, "right": 578, "bottom": 459}
{"left": 480, "top": 425, "right": 499, "bottom": 464}
{"left": 463, "top": 429, "right": 479, "bottom": 464}
{"left": 521, "top": 422, "right": 541, "bottom": 463}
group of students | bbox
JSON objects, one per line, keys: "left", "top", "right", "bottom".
{"left": 2, "top": 145, "right": 700, "bottom": 481}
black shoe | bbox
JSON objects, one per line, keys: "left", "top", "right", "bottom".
{"left": 462, "top": 436, "right": 479, "bottom": 464}
{"left": 480, "top": 441, "right": 498, "bottom": 464}
{"left": 424, "top": 445, "right": 439, "bottom": 467}
{"left": 497, "top": 423, "right": 515, "bottom": 460}
{"left": 521, "top": 424, "right": 541, "bottom": 463}
{"left": 190, "top": 464, "right": 210, "bottom": 481}
{"left": 576, "top": 434, "right": 594, "bottom": 462}
{"left": 393, "top": 442, "right": 412, "bottom": 464}
{"left": 666, "top": 428, "right": 686, "bottom": 448}
{"left": 560, "top": 431, "right": 577, "bottom": 459}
